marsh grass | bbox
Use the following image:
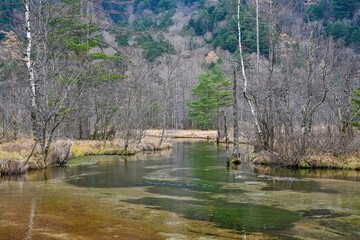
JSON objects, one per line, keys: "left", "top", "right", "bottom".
{"left": 138, "top": 139, "right": 172, "bottom": 151}
{"left": 0, "top": 159, "right": 25, "bottom": 176}
{"left": 49, "top": 140, "right": 72, "bottom": 166}
{"left": 0, "top": 136, "right": 173, "bottom": 175}
{"left": 0, "top": 139, "right": 39, "bottom": 162}
{"left": 251, "top": 151, "right": 360, "bottom": 170}
{"left": 298, "top": 154, "right": 360, "bottom": 170}
{"left": 70, "top": 140, "right": 138, "bottom": 157}
{"left": 146, "top": 129, "right": 218, "bottom": 139}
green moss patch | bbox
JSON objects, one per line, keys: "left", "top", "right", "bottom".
{"left": 125, "top": 197, "right": 301, "bottom": 232}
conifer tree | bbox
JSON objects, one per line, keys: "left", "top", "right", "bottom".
{"left": 331, "top": 0, "right": 358, "bottom": 20}
{"left": 188, "top": 65, "right": 232, "bottom": 129}
{"left": 353, "top": 89, "right": 360, "bottom": 129}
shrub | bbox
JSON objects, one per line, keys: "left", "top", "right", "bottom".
{"left": 0, "top": 160, "right": 25, "bottom": 176}
{"left": 49, "top": 140, "right": 72, "bottom": 166}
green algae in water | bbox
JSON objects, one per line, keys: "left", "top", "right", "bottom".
{"left": 42, "top": 141, "right": 360, "bottom": 238}
{"left": 125, "top": 197, "right": 301, "bottom": 232}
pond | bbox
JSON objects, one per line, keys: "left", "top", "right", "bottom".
{"left": 1, "top": 141, "right": 360, "bottom": 239}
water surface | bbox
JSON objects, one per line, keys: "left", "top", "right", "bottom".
{"left": 1, "top": 141, "right": 360, "bottom": 239}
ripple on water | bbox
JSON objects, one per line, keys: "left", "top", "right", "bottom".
{"left": 257, "top": 175, "right": 306, "bottom": 182}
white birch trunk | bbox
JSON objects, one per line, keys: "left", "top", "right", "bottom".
{"left": 256, "top": 0, "right": 260, "bottom": 73}
{"left": 25, "top": 0, "right": 36, "bottom": 109}
{"left": 24, "top": 0, "right": 38, "bottom": 139}
{"left": 237, "top": 0, "right": 263, "bottom": 143}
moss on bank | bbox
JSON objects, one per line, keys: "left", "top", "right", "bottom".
{"left": 298, "top": 154, "right": 360, "bottom": 170}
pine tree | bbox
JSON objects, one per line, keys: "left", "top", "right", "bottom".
{"left": 188, "top": 65, "right": 232, "bottom": 129}
{"left": 0, "top": 0, "right": 21, "bottom": 31}
{"left": 353, "top": 89, "right": 360, "bottom": 129}
{"left": 331, "top": 0, "right": 358, "bottom": 20}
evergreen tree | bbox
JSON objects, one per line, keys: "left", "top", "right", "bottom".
{"left": 353, "top": 89, "right": 360, "bottom": 129}
{"left": 304, "top": 1, "right": 326, "bottom": 22}
{"left": 331, "top": 0, "right": 358, "bottom": 20}
{"left": 188, "top": 65, "right": 232, "bottom": 129}
{"left": 135, "top": 34, "right": 175, "bottom": 62}
{"left": 0, "top": 0, "right": 21, "bottom": 31}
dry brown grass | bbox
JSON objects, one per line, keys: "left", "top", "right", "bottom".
{"left": 0, "top": 136, "right": 174, "bottom": 176}
{"left": 145, "top": 129, "right": 249, "bottom": 144}
{"left": 0, "top": 139, "right": 44, "bottom": 175}
{"left": 0, "top": 159, "right": 25, "bottom": 176}
{"left": 138, "top": 137, "right": 172, "bottom": 151}
{"left": 49, "top": 140, "right": 72, "bottom": 166}
{"left": 251, "top": 151, "right": 360, "bottom": 170}
{"left": 0, "top": 139, "right": 40, "bottom": 162}
{"left": 299, "top": 154, "right": 360, "bottom": 170}
{"left": 146, "top": 129, "right": 218, "bottom": 139}
{"left": 70, "top": 140, "right": 138, "bottom": 157}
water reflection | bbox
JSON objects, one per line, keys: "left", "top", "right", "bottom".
{"left": 1, "top": 141, "right": 360, "bottom": 239}
{"left": 64, "top": 142, "right": 360, "bottom": 237}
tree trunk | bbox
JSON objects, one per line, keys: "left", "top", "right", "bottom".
{"left": 159, "top": 113, "right": 166, "bottom": 146}
{"left": 224, "top": 113, "right": 229, "bottom": 145}
{"left": 255, "top": 0, "right": 260, "bottom": 74}
{"left": 237, "top": 0, "right": 263, "bottom": 150}
{"left": 25, "top": 0, "right": 38, "bottom": 141}
{"left": 232, "top": 68, "right": 240, "bottom": 157}
{"left": 11, "top": 72, "right": 18, "bottom": 140}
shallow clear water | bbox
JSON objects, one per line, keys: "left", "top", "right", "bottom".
{"left": 1, "top": 141, "right": 360, "bottom": 239}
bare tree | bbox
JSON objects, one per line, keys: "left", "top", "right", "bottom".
{"left": 20, "top": 0, "right": 105, "bottom": 162}
{"left": 24, "top": 0, "right": 37, "bottom": 140}
{"left": 154, "top": 54, "right": 184, "bottom": 145}
{"left": 237, "top": 0, "right": 263, "bottom": 149}
{"left": 117, "top": 49, "right": 157, "bottom": 150}
{"left": 232, "top": 67, "right": 240, "bottom": 157}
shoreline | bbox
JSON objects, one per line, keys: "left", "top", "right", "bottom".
{"left": 251, "top": 150, "right": 360, "bottom": 170}
{"left": 1, "top": 130, "right": 360, "bottom": 176}
{"left": 0, "top": 137, "right": 172, "bottom": 176}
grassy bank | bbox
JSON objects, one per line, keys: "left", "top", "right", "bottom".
{"left": 0, "top": 138, "right": 172, "bottom": 176}
{"left": 0, "top": 139, "right": 44, "bottom": 174}
{"left": 70, "top": 139, "right": 172, "bottom": 158}
{"left": 298, "top": 154, "right": 360, "bottom": 170}
{"left": 146, "top": 129, "right": 249, "bottom": 143}
{"left": 251, "top": 151, "right": 360, "bottom": 170}
{"left": 146, "top": 129, "right": 218, "bottom": 139}
{"left": 2, "top": 130, "right": 359, "bottom": 176}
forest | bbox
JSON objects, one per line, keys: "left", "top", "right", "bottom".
{"left": 0, "top": 0, "right": 360, "bottom": 173}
